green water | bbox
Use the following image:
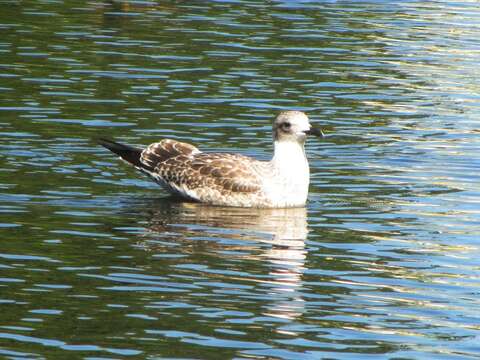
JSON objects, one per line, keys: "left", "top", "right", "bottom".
{"left": 1, "top": 1, "right": 479, "bottom": 359}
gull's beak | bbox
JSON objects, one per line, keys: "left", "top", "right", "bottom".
{"left": 304, "top": 127, "right": 324, "bottom": 137}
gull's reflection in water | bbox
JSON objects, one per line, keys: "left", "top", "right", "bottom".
{"left": 138, "top": 200, "right": 309, "bottom": 320}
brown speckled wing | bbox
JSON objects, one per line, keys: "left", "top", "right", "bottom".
{"left": 140, "top": 139, "right": 200, "bottom": 169}
{"left": 140, "top": 140, "right": 262, "bottom": 198}
{"left": 189, "top": 153, "right": 262, "bottom": 193}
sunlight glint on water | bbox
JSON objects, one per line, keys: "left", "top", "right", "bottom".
{"left": 0, "top": 1, "right": 479, "bottom": 359}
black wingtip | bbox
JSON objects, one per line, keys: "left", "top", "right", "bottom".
{"left": 96, "top": 137, "right": 146, "bottom": 169}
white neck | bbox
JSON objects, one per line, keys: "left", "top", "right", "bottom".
{"left": 271, "top": 139, "right": 309, "bottom": 179}
{"left": 264, "top": 139, "right": 310, "bottom": 207}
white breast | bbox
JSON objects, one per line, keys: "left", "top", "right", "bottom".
{"left": 263, "top": 140, "right": 310, "bottom": 207}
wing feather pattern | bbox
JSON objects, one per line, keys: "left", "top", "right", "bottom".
{"left": 140, "top": 139, "right": 200, "bottom": 168}
{"left": 139, "top": 140, "right": 263, "bottom": 201}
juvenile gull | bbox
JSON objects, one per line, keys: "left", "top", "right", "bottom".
{"left": 98, "top": 111, "right": 323, "bottom": 208}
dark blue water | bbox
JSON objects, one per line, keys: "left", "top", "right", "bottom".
{"left": 1, "top": 1, "right": 479, "bottom": 359}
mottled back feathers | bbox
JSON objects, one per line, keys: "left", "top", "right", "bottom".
{"left": 139, "top": 139, "right": 262, "bottom": 197}
{"left": 140, "top": 139, "right": 200, "bottom": 168}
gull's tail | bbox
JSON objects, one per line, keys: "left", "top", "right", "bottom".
{"left": 97, "top": 138, "right": 149, "bottom": 170}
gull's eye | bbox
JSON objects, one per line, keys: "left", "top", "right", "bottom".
{"left": 281, "top": 122, "right": 291, "bottom": 130}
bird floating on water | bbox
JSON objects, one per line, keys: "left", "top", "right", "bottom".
{"left": 98, "top": 111, "right": 324, "bottom": 208}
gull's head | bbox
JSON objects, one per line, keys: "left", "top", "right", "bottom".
{"left": 273, "top": 111, "right": 323, "bottom": 143}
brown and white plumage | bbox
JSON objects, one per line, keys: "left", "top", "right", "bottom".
{"left": 98, "top": 111, "right": 323, "bottom": 208}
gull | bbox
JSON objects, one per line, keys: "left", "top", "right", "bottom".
{"left": 98, "top": 111, "right": 323, "bottom": 208}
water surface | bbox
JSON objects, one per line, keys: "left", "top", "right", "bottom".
{"left": 1, "top": 1, "right": 479, "bottom": 359}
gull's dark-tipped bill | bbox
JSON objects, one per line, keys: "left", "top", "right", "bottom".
{"left": 304, "top": 127, "right": 324, "bottom": 137}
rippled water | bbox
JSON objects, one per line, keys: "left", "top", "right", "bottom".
{"left": 1, "top": 1, "right": 479, "bottom": 359}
